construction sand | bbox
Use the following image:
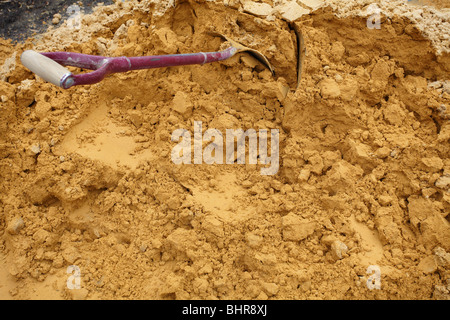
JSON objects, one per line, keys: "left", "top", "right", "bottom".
{"left": 0, "top": 0, "right": 449, "bottom": 300}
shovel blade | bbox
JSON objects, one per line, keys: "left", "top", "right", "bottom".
{"left": 210, "top": 32, "right": 275, "bottom": 74}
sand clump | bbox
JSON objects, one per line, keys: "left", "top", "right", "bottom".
{"left": 0, "top": 0, "right": 449, "bottom": 300}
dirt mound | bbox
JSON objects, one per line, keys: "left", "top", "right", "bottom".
{"left": 0, "top": 0, "right": 449, "bottom": 300}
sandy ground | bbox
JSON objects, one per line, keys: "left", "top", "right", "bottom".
{"left": 0, "top": 0, "right": 449, "bottom": 300}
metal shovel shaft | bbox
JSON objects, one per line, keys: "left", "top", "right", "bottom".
{"left": 41, "top": 47, "right": 237, "bottom": 88}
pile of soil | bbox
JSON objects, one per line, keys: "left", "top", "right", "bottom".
{"left": 0, "top": 0, "right": 449, "bottom": 300}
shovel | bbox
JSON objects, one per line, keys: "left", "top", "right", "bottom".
{"left": 20, "top": 34, "right": 275, "bottom": 89}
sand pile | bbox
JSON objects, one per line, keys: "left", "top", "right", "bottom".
{"left": 0, "top": 0, "right": 449, "bottom": 299}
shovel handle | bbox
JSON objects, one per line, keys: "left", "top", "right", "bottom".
{"left": 21, "top": 50, "right": 73, "bottom": 88}
{"left": 20, "top": 47, "right": 240, "bottom": 89}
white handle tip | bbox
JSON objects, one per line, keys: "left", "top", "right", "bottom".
{"left": 21, "top": 50, "right": 72, "bottom": 87}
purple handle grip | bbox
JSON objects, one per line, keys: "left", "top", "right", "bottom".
{"left": 41, "top": 47, "right": 237, "bottom": 88}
